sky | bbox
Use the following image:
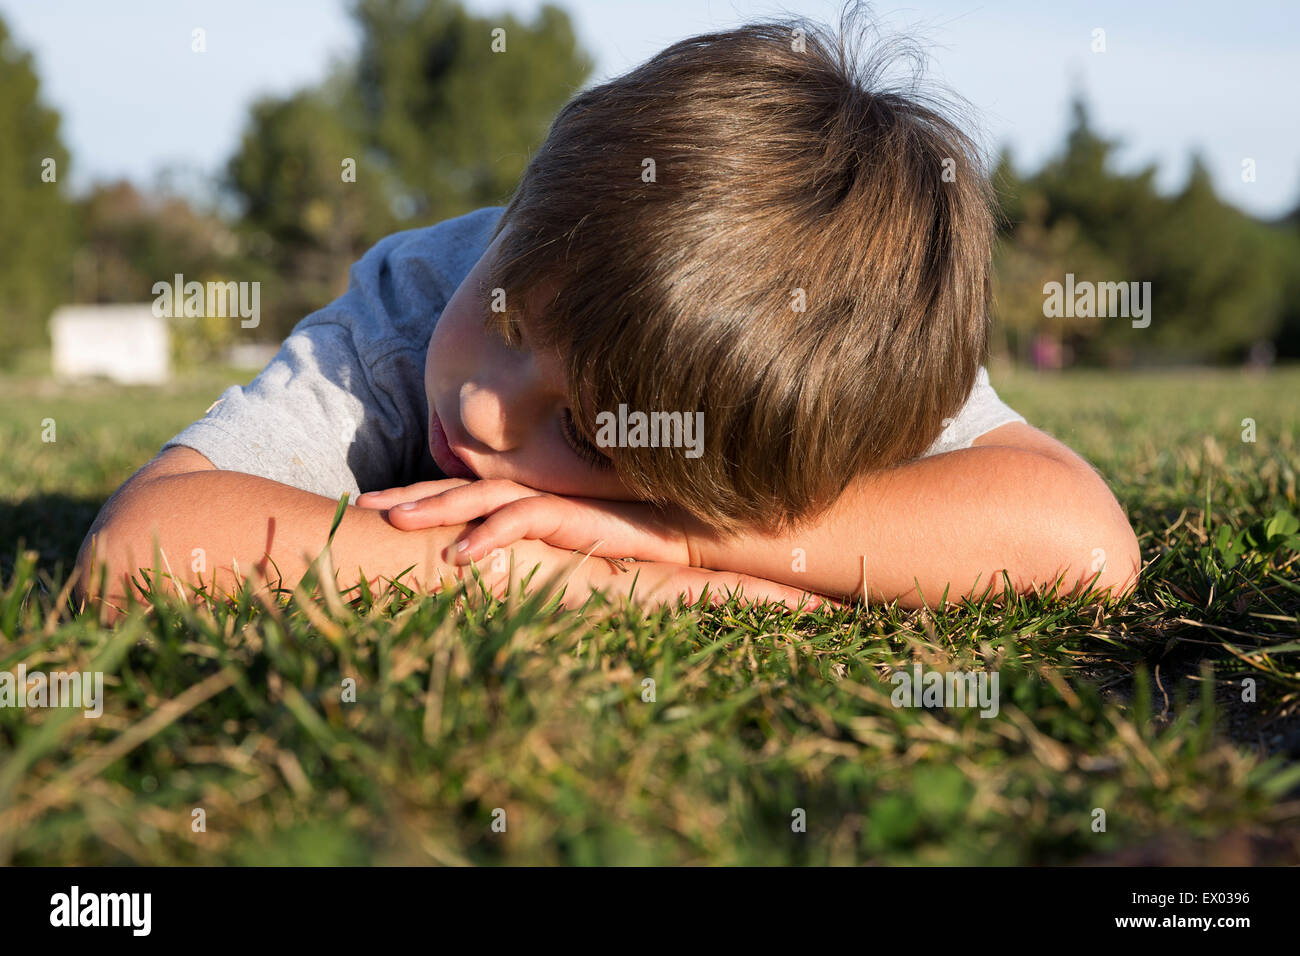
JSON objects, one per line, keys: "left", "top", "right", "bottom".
{"left": 2, "top": 0, "right": 1297, "bottom": 218}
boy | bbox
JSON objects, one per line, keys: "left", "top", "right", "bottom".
{"left": 76, "top": 16, "right": 1140, "bottom": 623}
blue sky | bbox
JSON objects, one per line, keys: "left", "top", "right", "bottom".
{"left": 3, "top": 0, "right": 1297, "bottom": 217}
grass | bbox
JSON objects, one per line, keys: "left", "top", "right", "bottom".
{"left": 1, "top": 362, "right": 1298, "bottom": 865}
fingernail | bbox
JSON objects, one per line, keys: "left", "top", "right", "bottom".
{"left": 395, "top": 502, "right": 417, "bottom": 511}
{"left": 455, "top": 540, "right": 469, "bottom": 552}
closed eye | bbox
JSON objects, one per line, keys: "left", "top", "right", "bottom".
{"left": 561, "top": 407, "right": 613, "bottom": 470}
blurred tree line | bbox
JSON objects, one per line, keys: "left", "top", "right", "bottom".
{"left": 0, "top": 0, "right": 589, "bottom": 363}
{"left": 0, "top": 2, "right": 1297, "bottom": 368}
{"left": 993, "top": 100, "right": 1300, "bottom": 366}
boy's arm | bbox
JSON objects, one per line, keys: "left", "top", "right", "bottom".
{"left": 76, "top": 447, "right": 822, "bottom": 623}
{"left": 690, "top": 423, "right": 1141, "bottom": 605}
{"left": 362, "top": 422, "right": 1140, "bottom": 607}
{"left": 75, "top": 447, "right": 469, "bottom": 624}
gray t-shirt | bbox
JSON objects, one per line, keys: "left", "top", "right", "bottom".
{"left": 161, "top": 206, "right": 1025, "bottom": 500}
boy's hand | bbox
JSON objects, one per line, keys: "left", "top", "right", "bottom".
{"left": 355, "top": 479, "right": 699, "bottom": 567}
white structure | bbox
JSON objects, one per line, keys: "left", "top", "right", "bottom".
{"left": 50, "top": 304, "right": 171, "bottom": 384}
{"left": 225, "top": 342, "right": 279, "bottom": 369}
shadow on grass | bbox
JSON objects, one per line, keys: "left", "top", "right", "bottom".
{"left": 0, "top": 492, "right": 103, "bottom": 584}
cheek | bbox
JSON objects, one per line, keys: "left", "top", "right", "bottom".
{"left": 428, "top": 304, "right": 480, "bottom": 382}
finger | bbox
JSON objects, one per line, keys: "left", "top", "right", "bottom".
{"left": 453, "top": 497, "right": 569, "bottom": 562}
{"left": 454, "top": 497, "right": 684, "bottom": 565}
{"left": 385, "top": 479, "right": 544, "bottom": 531}
{"left": 356, "top": 481, "right": 453, "bottom": 504}
{"left": 355, "top": 479, "right": 472, "bottom": 508}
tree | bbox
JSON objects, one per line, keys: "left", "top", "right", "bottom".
{"left": 1032, "top": 97, "right": 1163, "bottom": 273}
{"left": 0, "top": 15, "right": 75, "bottom": 358}
{"left": 73, "top": 180, "right": 249, "bottom": 364}
{"left": 224, "top": 0, "right": 593, "bottom": 339}
{"left": 351, "top": 0, "right": 592, "bottom": 221}
{"left": 1269, "top": 173, "right": 1300, "bottom": 358}
{"left": 227, "top": 90, "right": 397, "bottom": 338}
{"left": 1142, "top": 155, "right": 1289, "bottom": 359}
{"left": 993, "top": 95, "right": 1298, "bottom": 364}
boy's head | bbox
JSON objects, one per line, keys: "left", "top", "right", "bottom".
{"left": 425, "top": 9, "right": 994, "bottom": 536}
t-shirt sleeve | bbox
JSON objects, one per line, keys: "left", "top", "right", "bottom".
{"left": 919, "top": 366, "right": 1026, "bottom": 458}
{"left": 157, "top": 208, "right": 502, "bottom": 501}
{"left": 159, "top": 319, "right": 412, "bottom": 502}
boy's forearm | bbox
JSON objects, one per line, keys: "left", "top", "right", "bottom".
{"left": 77, "top": 471, "right": 467, "bottom": 617}
{"left": 694, "top": 447, "right": 1140, "bottom": 606}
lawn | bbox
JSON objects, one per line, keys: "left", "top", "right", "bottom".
{"left": 1, "top": 362, "right": 1298, "bottom": 865}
